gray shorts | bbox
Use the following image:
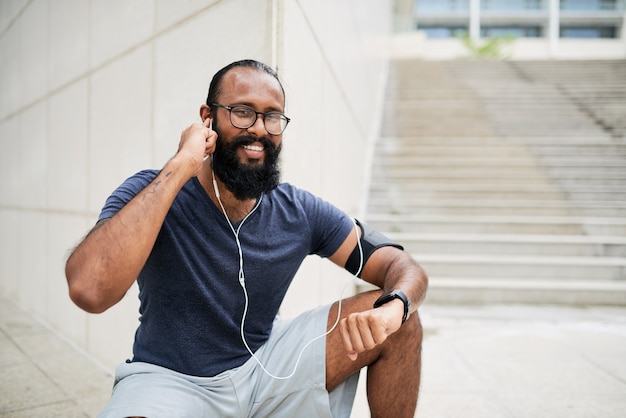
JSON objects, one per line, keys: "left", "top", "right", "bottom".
{"left": 97, "top": 304, "right": 360, "bottom": 418}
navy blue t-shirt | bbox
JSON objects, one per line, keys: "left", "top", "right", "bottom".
{"left": 99, "top": 170, "right": 354, "bottom": 377}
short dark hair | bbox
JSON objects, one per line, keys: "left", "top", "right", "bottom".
{"left": 205, "top": 59, "right": 285, "bottom": 106}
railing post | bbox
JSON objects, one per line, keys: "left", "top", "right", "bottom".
{"left": 470, "top": 0, "right": 481, "bottom": 40}
{"left": 549, "top": 0, "right": 560, "bottom": 57}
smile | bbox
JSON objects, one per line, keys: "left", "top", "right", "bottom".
{"left": 242, "top": 144, "right": 264, "bottom": 152}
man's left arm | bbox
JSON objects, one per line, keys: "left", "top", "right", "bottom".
{"left": 328, "top": 224, "right": 428, "bottom": 360}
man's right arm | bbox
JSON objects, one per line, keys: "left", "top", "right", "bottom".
{"left": 65, "top": 118, "right": 215, "bottom": 313}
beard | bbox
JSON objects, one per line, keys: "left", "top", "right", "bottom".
{"left": 211, "top": 118, "right": 282, "bottom": 201}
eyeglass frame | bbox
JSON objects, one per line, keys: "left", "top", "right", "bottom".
{"left": 210, "top": 102, "right": 291, "bottom": 135}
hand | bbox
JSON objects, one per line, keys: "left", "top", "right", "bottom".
{"left": 339, "top": 299, "right": 404, "bottom": 361}
{"left": 177, "top": 118, "right": 217, "bottom": 176}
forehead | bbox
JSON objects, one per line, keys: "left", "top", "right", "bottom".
{"left": 218, "top": 67, "right": 285, "bottom": 111}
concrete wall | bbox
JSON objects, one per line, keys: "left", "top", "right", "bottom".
{"left": 0, "top": 0, "right": 391, "bottom": 371}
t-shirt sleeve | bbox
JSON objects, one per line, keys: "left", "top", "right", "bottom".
{"left": 98, "top": 170, "right": 159, "bottom": 221}
{"left": 298, "top": 189, "right": 354, "bottom": 258}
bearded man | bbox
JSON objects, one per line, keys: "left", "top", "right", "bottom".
{"left": 65, "top": 59, "right": 428, "bottom": 418}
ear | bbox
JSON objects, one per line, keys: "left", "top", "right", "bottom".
{"left": 199, "top": 104, "right": 212, "bottom": 122}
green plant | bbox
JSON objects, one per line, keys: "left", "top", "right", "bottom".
{"left": 459, "top": 34, "right": 516, "bottom": 59}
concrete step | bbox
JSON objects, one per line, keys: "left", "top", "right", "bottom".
{"left": 377, "top": 147, "right": 537, "bottom": 158}
{"left": 373, "top": 149, "right": 626, "bottom": 162}
{"left": 370, "top": 189, "right": 567, "bottom": 201}
{"left": 373, "top": 166, "right": 626, "bottom": 179}
{"left": 365, "top": 214, "right": 626, "bottom": 236}
{"left": 372, "top": 177, "right": 626, "bottom": 189}
{"left": 371, "top": 169, "right": 555, "bottom": 182}
{"left": 491, "top": 135, "right": 624, "bottom": 144}
{"left": 391, "top": 233, "right": 626, "bottom": 257}
{"left": 369, "top": 181, "right": 625, "bottom": 192}
{"left": 552, "top": 177, "right": 626, "bottom": 187}
{"left": 388, "top": 105, "right": 593, "bottom": 117}
{"left": 479, "top": 125, "right": 609, "bottom": 137}
{"left": 508, "top": 60, "right": 626, "bottom": 81}
{"left": 415, "top": 253, "right": 626, "bottom": 281}
{"left": 371, "top": 171, "right": 626, "bottom": 188}
{"left": 377, "top": 135, "right": 626, "bottom": 146}
{"left": 383, "top": 116, "right": 605, "bottom": 128}
{"left": 380, "top": 125, "right": 497, "bottom": 137}
{"left": 368, "top": 200, "right": 626, "bottom": 217}
{"left": 369, "top": 186, "right": 626, "bottom": 202}
{"left": 371, "top": 177, "right": 626, "bottom": 187}
{"left": 461, "top": 91, "right": 624, "bottom": 102}
{"left": 369, "top": 197, "right": 626, "bottom": 210}
{"left": 423, "top": 278, "right": 626, "bottom": 306}
{"left": 373, "top": 156, "right": 626, "bottom": 168}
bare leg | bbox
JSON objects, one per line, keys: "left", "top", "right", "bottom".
{"left": 326, "top": 290, "right": 422, "bottom": 418}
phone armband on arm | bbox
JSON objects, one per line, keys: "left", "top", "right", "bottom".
{"left": 344, "top": 219, "right": 404, "bottom": 277}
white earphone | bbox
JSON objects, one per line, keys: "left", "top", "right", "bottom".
{"left": 211, "top": 165, "right": 363, "bottom": 379}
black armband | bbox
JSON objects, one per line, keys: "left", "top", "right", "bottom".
{"left": 344, "top": 219, "right": 404, "bottom": 277}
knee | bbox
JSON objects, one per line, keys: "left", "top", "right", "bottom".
{"left": 376, "top": 310, "right": 422, "bottom": 371}
{"left": 392, "top": 310, "right": 423, "bottom": 352}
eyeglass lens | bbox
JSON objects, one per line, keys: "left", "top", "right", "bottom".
{"left": 229, "top": 106, "right": 288, "bottom": 135}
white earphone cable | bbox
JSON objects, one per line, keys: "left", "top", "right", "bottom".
{"left": 211, "top": 167, "right": 363, "bottom": 379}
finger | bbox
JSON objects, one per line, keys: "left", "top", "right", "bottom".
{"left": 206, "top": 129, "right": 217, "bottom": 144}
{"left": 203, "top": 117, "right": 212, "bottom": 129}
{"left": 345, "top": 315, "right": 368, "bottom": 354}
{"left": 339, "top": 318, "right": 358, "bottom": 361}
{"left": 350, "top": 313, "right": 384, "bottom": 352}
{"left": 358, "top": 317, "right": 378, "bottom": 351}
{"left": 205, "top": 131, "right": 217, "bottom": 156}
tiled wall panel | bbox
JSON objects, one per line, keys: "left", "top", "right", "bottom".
{"left": 0, "top": 0, "right": 392, "bottom": 370}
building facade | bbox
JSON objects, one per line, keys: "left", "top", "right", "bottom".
{"left": 413, "top": 0, "right": 625, "bottom": 39}
{"left": 393, "top": 0, "right": 626, "bottom": 59}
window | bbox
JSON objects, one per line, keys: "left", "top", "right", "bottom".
{"left": 415, "top": 0, "right": 469, "bottom": 13}
{"left": 561, "top": 26, "right": 617, "bottom": 37}
{"left": 481, "top": 26, "right": 542, "bottom": 37}
{"left": 482, "top": 0, "right": 543, "bottom": 10}
{"left": 560, "top": 0, "right": 621, "bottom": 11}
{"left": 418, "top": 26, "right": 469, "bottom": 38}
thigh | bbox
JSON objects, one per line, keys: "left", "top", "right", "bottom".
{"left": 233, "top": 305, "right": 360, "bottom": 418}
{"left": 97, "top": 362, "right": 242, "bottom": 418}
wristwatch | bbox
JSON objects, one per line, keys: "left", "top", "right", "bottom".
{"left": 373, "top": 290, "right": 411, "bottom": 324}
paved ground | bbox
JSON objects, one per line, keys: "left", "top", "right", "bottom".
{"left": 2, "top": 294, "right": 626, "bottom": 417}
{"left": 0, "top": 295, "right": 111, "bottom": 417}
{"left": 412, "top": 304, "right": 626, "bottom": 418}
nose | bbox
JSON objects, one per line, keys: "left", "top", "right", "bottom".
{"left": 246, "top": 115, "right": 268, "bottom": 137}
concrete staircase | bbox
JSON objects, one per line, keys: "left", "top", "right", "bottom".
{"left": 366, "top": 59, "right": 626, "bottom": 305}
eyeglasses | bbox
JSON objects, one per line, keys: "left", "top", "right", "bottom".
{"left": 211, "top": 103, "right": 290, "bottom": 135}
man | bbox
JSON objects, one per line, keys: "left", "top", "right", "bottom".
{"left": 66, "top": 59, "right": 428, "bottom": 418}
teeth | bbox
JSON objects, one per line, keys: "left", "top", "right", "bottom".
{"left": 243, "top": 144, "right": 264, "bottom": 152}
